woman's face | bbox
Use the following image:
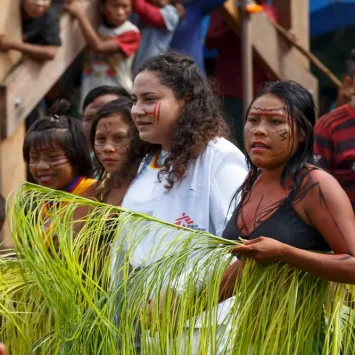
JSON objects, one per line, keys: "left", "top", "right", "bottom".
{"left": 29, "top": 145, "right": 77, "bottom": 190}
{"left": 83, "top": 94, "right": 120, "bottom": 139}
{"left": 94, "top": 115, "right": 130, "bottom": 174}
{"left": 244, "top": 94, "right": 302, "bottom": 170}
{"left": 131, "top": 70, "right": 185, "bottom": 151}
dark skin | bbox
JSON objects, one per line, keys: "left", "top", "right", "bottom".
{"left": 219, "top": 93, "right": 355, "bottom": 301}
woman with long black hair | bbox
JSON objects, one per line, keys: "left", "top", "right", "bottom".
{"left": 220, "top": 80, "right": 355, "bottom": 301}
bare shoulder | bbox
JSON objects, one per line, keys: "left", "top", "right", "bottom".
{"left": 302, "top": 166, "right": 352, "bottom": 213}
{"left": 309, "top": 168, "right": 339, "bottom": 185}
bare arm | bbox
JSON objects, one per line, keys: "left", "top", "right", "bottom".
{"left": 64, "top": 1, "right": 119, "bottom": 54}
{"left": 132, "top": 0, "right": 166, "bottom": 28}
{"left": 218, "top": 258, "right": 245, "bottom": 302}
{"left": 0, "top": 34, "right": 57, "bottom": 61}
{"left": 233, "top": 170, "right": 355, "bottom": 284}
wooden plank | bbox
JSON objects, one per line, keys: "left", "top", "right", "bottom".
{"left": 0, "top": 122, "right": 26, "bottom": 247}
{"left": 273, "top": 0, "right": 310, "bottom": 68}
{"left": 221, "top": 0, "right": 318, "bottom": 103}
{"left": 0, "top": 0, "right": 22, "bottom": 83}
{"left": 1, "top": 0, "right": 99, "bottom": 139}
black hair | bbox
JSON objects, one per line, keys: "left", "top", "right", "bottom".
{"left": 132, "top": 52, "right": 229, "bottom": 189}
{"left": 0, "top": 194, "right": 5, "bottom": 231}
{"left": 90, "top": 97, "right": 137, "bottom": 181}
{"left": 23, "top": 99, "right": 93, "bottom": 178}
{"left": 346, "top": 49, "right": 355, "bottom": 78}
{"left": 233, "top": 80, "right": 316, "bottom": 210}
{"left": 82, "top": 85, "right": 131, "bottom": 113}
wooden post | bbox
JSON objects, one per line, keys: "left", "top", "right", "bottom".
{"left": 241, "top": 5, "right": 253, "bottom": 117}
{"left": 272, "top": 0, "right": 310, "bottom": 68}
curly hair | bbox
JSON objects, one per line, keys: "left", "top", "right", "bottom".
{"left": 134, "top": 52, "right": 229, "bottom": 189}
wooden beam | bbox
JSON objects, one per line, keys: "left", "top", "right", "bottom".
{"left": 241, "top": 8, "right": 253, "bottom": 116}
{"left": 221, "top": 0, "right": 318, "bottom": 103}
{"left": 0, "top": 0, "right": 22, "bottom": 83}
{"left": 272, "top": 0, "right": 309, "bottom": 68}
{"left": 0, "top": 0, "right": 99, "bottom": 139}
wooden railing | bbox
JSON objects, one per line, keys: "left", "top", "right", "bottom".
{"left": 0, "top": 0, "right": 99, "bottom": 139}
{"left": 221, "top": 0, "right": 319, "bottom": 104}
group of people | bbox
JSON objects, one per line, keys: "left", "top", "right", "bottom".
{"left": 0, "top": 0, "right": 355, "bottom": 353}
{"left": 1, "top": 49, "right": 353, "bottom": 350}
{"left": 0, "top": 0, "right": 275, "bottom": 146}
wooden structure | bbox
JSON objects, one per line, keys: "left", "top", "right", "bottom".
{"left": 0, "top": 0, "right": 99, "bottom": 245}
{"left": 222, "top": 0, "right": 319, "bottom": 106}
{"left": 0, "top": 0, "right": 340, "bottom": 245}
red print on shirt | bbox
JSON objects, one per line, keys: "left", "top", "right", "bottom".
{"left": 174, "top": 213, "right": 194, "bottom": 227}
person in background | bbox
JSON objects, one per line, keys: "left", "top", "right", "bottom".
{"left": 0, "top": 0, "right": 62, "bottom": 135}
{"left": 0, "top": 0, "right": 61, "bottom": 61}
{"left": 81, "top": 85, "right": 131, "bottom": 178}
{"left": 131, "top": 0, "right": 182, "bottom": 74}
{"left": 169, "top": 0, "right": 226, "bottom": 74}
{"left": 314, "top": 49, "right": 355, "bottom": 213}
{"left": 82, "top": 85, "right": 131, "bottom": 139}
{"left": 64, "top": 0, "right": 140, "bottom": 107}
{"left": 205, "top": 3, "right": 277, "bottom": 148}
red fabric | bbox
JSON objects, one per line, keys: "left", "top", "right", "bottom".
{"left": 133, "top": 0, "right": 166, "bottom": 28}
{"left": 314, "top": 104, "right": 355, "bottom": 211}
{"left": 206, "top": 7, "right": 277, "bottom": 99}
{"left": 114, "top": 30, "right": 141, "bottom": 57}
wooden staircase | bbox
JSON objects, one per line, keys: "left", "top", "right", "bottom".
{"left": 0, "top": 0, "right": 98, "bottom": 245}
{"left": 221, "top": 0, "right": 319, "bottom": 103}
{"left": 0, "top": 0, "right": 99, "bottom": 139}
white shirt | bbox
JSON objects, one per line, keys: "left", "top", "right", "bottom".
{"left": 122, "top": 137, "right": 247, "bottom": 243}
{"left": 119, "top": 137, "right": 247, "bottom": 328}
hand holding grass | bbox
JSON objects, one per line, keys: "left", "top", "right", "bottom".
{"left": 232, "top": 236, "right": 287, "bottom": 263}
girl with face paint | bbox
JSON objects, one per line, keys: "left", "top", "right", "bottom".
{"left": 23, "top": 100, "right": 96, "bottom": 195}
{"left": 90, "top": 98, "right": 142, "bottom": 205}
{"left": 220, "top": 81, "right": 355, "bottom": 304}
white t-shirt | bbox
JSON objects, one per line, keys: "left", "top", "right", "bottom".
{"left": 122, "top": 137, "right": 247, "bottom": 263}
{"left": 117, "top": 138, "right": 247, "bottom": 330}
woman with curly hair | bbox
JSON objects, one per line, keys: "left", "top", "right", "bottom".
{"left": 123, "top": 51, "right": 247, "bottom": 241}
{"left": 110, "top": 52, "right": 247, "bottom": 352}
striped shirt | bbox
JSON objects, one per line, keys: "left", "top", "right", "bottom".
{"left": 314, "top": 103, "right": 355, "bottom": 211}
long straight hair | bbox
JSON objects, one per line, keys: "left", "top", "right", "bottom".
{"left": 233, "top": 80, "right": 317, "bottom": 211}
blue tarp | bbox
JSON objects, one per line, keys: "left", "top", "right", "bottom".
{"left": 310, "top": 0, "right": 355, "bottom": 36}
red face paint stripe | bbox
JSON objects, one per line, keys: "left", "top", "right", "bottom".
{"left": 145, "top": 102, "right": 161, "bottom": 124}
{"left": 156, "top": 102, "right": 161, "bottom": 124}
{"left": 248, "top": 112, "right": 286, "bottom": 117}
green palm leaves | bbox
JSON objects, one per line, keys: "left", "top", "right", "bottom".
{"left": 0, "top": 183, "right": 355, "bottom": 354}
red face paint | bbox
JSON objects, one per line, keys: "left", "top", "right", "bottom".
{"left": 145, "top": 102, "right": 161, "bottom": 124}
{"left": 248, "top": 112, "right": 286, "bottom": 118}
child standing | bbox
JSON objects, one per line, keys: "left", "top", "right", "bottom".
{"left": 0, "top": 0, "right": 61, "bottom": 61}
{"left": 132, "top": 0, "right": 181, "bottom": 74}
{"left": 64, "top": 0, "right": 140, "bottom": 107}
